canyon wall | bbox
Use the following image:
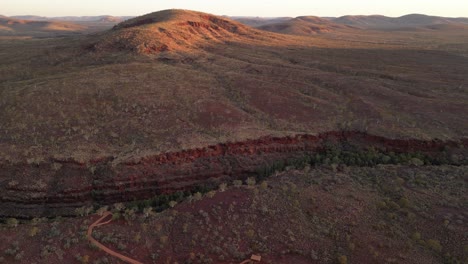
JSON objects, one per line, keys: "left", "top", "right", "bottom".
{"left": 1, "top": 131, "right": 466, "bottom": 218}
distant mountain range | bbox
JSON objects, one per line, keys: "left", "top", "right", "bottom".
{"left": 0, "top": 15, "right": 136, "bottom": 36}
{"left": 1, "top": 12, "right": 467, "bottom": 37}
{"left": 255, "top": 16, "right": 352, "bottom": 35}
{"left": 227, "top": 16, "right": 293, "bottom": 27}
{"left": 230, "top": 13, "right": 468, "bottom": 35}
{"left": 332, "top": 14, "right": 468, "bottom": 29}
{"left": 9, "top": 15, "right": 134, "bottom": 23}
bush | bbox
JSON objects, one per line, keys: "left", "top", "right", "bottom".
{"left": 410, "top": 158, "right": 424, "bottom": 166}
{"left": 411, "top": 232, "right": 421, "bottom": 241}
{"left": 398, "top": 197, "right": 410, "bottom": 208}
{"left": 338, "top": 255, "right": 348, "bottom": 264}
{"left": 160, "top": 235, "right": 168, "bottom": 245}
{"left": 29, "top": 226, "right": 40, "bottom": 237}
{"left": 193, "top": 192, "right": 203, "bottom": 201}
{"left": 218, "top": 183, "right": 227, "bottom": 192}
{"left": 246, "top": 177, "right": 256, "bottom": 186}
{"left": 143, "top": 207, "right": 153, "bottom": 218}
{"left": 233, "top": 180, "right": 243, "bottom": 187}
{"left": 426, "top": 239, "right": 442, "bottom": 252}
{"left": 96, "top": 206, "right": 108, "bottom": 216}
{"left": 168, "top": 201, "right": 177, "bottom": 208}
{"left": 113, "top": 203, "right": 125, "bottom": 211}
{"left": 5, "top": 218, "right": 19, "bottom": 228}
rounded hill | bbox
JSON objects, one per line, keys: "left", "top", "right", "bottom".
{"left": 88, "top": 9, "right": 272, "bottom": 54}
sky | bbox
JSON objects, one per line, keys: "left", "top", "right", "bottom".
{"left": 2, "top": 0, "right": 468, "bottom": 18}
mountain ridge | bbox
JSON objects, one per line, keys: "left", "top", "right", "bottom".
{"left": 256, "top": 15, "right": 353, "bottom": 35}
{"left": 232, "top": 13, "right": 468, "bottom": 35}
{"left": 332, "top": 13, "right": 468, "bottom": 29}
{"left": 10, "top": 15, "right": 133, "bottom": 22}
{"left": 89, "top": 9, "right": 281, "bottom": 54}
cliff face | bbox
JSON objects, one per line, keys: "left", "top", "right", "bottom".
{"left": 1, "top": 131, "right": 466, "bottom": 218}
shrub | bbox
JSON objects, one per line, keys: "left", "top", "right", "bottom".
{"left": 14, "top": 251, "right": 24, "bottom": 261}
{"left": 160, "top": 235, "right": 168, "bottom": 245}
{"left": 51, "top": 162, "right": 62, "bottom": 171}
{"left": 410, "top": 158, "right": 424, "bottom": 166}
{"left": 245, "top": 229, "right": 255, "bottom": 238}
{"left": 376, "top": 201, "right": 387, "bottom": 210}
{"left": 426, "top": 239, "right": 442, "bottom": 252}
{"left": 112, "top": 212, "right": 121, "bottom": 220}
{"left": 233, "top": 180, "right": 242, "bottom": 187}
{"left": 218, "top": 183, "right": 227, "bottom": 192}
{"left": 206, "top": 191, "right": 216, "bottom": 198}
{"left": 123, "top": 208, "right": 136, "bottom": 221}
{"left": 143, "top": 207, "right": 153, "bottom": 218}
{"left": 96, "top": 206, "right": 108, "bottom": 216}
{"left": 75, "top": 206, "right": 86, "bottom": 216}
{"left": 246, "top": 177, "right": 256, "bottom": 186}
{"left": 85, "top": 206, "right": 94, "bottom": 216}
{"left": 113, "top": 203, "right": 125, "bottom": 211}
{"left": 387, "top": 201, "right": 400, "bottom": 211}
{"left": 134, "top": 233, "right": 141, "bottom": 243}
{"left": 29, "top": 226, "right": 40, "bottom": 237}
{"left": 396, "top": 177, "right": 405, "bottom": 185}
{"left": 6, "top": 218, "right": 19, "bottom": 228}
{"left": 338, "top": 255, "right": 348, "bottom": 264}
{"left": 193, "top": 192, "right": 203, "bottom": 201}
{"left": 398, "top": 197, "right": 410, "bottom": 208}
{"left": 411, "top": 232, "right": 421, "bottom": 241}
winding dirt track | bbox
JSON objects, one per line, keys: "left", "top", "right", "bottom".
{"left": 87, "top": 212, "right": 143, "bottom": 264}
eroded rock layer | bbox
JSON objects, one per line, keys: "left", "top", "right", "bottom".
{"left": 1, "top": 131, "right": 466, "bottom": 218}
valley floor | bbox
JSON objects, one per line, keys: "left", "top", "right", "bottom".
{"left": 1, "top": 164, "right": 466, "bottom": 264}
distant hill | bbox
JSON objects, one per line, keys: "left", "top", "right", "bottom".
{"left": 333, "top": 14, "right": 468, "bottom": 29}
{"left": 0, "top": 15, "right": 136, "bottom": 37}
{"left": 10, "top": 15, "right": 49, "bottom": 21}
{"left": 97, "top": 16, "right": 126, "bottom": 23}
{"left": 453, "top": 17, "right": 468, "bottom": 24}
{"left": 257, "top": 16, "right": 352, "bottom": 35}
{"left": 10, "top": 15, "right": 133, "bottom": 23}
{"left": 230, "top": 16, "right": 292, "bottom": 27}
{"left": 332, "top": 15, "right": 395, "bottom": 28}
{"left": 0, "top": 16, "right": 86, "bottom": 36}
{"left": 238, "top": 13, "right": 468, "bottom": 36}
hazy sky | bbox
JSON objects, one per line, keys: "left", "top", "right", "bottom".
{"left": 2, "top": 0, "right": 468, "bottom": 18}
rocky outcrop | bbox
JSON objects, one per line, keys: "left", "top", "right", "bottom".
{"left": 0, "top": 131, "right": 466, "bottom": 218}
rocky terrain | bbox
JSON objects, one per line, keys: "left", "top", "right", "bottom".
{"left": 0, "top": 9, "right": 467, "bottom": 264}
{"left": 0, "top": 162, "right": 466, "bottom": 263}
{"left": 1, "top": 131, "right": 466, "bottom": 219}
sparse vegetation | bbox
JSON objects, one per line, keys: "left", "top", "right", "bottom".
{"left": 0, "top": 7, "right": 467, "bottom": 264}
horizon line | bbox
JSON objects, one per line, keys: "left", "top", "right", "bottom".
{"left": 3, "top": 9, "right": 468, "bottom": 20}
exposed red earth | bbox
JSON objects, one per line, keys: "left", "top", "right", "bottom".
{"left": 1, "top": 164, "right": 466, "bottom": 264}
{"left": 0, "top": 8, "right": 467, "bottom": 264}
{"left": 1, "top": 131, "right": 466, "bottom": 219}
